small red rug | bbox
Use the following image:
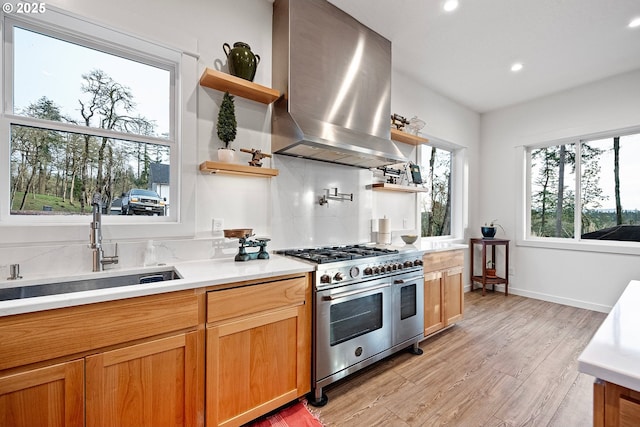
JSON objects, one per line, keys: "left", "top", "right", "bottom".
{"left": 246, "top": 400, "right": 323, "bottom": 427}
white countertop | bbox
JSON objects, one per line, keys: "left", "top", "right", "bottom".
{"left": 578, "top": 280, "right": 640, "bottom": 391}
{"left": 0, "top": 254, "right": 315, "bottom": 317}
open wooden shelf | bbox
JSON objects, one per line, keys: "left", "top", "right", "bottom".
{"left": 366, "top": 183, "right": 429, "bottom": 193}
{"left": 199, "top": 67, "right": 281, "bottom": 104}
{"left": 390, "top": 128, "right": 429, "bottom": 145}
{"left": 199, "top": 161, "right": 279, "bottom": 178}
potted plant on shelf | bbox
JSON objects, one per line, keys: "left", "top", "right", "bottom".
{"left": 486, "top": 260, "right": 497, "bottom": 277}
{"left": 216, "top": 91, "right": 237, "bottom": 163}
{"left": 481, "top": 220, "right": 505, "bottom": 239}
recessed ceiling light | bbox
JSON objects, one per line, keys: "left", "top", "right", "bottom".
{"left": 629, "top": 17, "right": 640, "bottom": 28}
{"left": 443, "top": 0, "right": 459, "bottom": 12}
{"left": 511, "top": 62, "right": 523, "bottom": 72}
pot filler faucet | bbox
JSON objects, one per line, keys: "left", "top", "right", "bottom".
{"left": 90, "top": 192, "right": 119, "bottom": 272}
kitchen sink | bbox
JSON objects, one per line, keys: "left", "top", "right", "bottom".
{"left": 0, "top": 269, "right": 180, "bottom": 301}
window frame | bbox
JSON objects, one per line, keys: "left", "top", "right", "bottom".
{"left": 416, "top": 136, "right": 466, "bottom": 243}
{"left": 0, "top": 6, "right": 197, "bottom": 245}
{"left": 519, "top": 125, "right": 640, "bottom": 255}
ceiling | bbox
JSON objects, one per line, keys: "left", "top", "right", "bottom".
{"left": 328, "top": 0, "right": 640, "bottom": 113}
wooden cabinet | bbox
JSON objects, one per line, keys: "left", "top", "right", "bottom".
{"left": 0, "top": 359, "right": 84, "bottom": 427}
{"left": 205, "top": 274, "right": 311, "bottom": 427}
{"left": 0, "top": 289, "right": 202, "bottom": 427}
{"left": 593, "top": 380, "right": 640, "bottom": 427}
{"left": 422, "top": 250, "right": 464, "bottom": 337}
{"left": 86, "top": 332, "right": 199, "bottom": 427}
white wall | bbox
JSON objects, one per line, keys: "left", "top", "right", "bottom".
{"left": 480, "top": 70, "right": 640, "bottom": 311}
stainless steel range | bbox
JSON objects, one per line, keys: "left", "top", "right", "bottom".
{"left": 277, "top": 245, "right": 424, "bottom": 406}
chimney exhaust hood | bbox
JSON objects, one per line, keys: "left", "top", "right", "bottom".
{"left": 271, "top": 0, "right": 407, "bottom": 168}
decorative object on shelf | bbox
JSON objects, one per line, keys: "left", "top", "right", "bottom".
{"left": 240, "top": 148, "right": 272, "bottom": 167}
{"left": 377, "top": 165, "right": 405, "bottom": 184}
{"left": 223, "top": 42, "right": 260, "bottom": 82}
{"left": 391, "top": 113, "right": 409, "bottom": 130}
{"left": 401, "top": 234, "right": 418, "bottom": 245}
{"left": 318, "top": 188, "right": 353, "bottom": 206}
{"left": 216, "top": 91, "right": 237, "bottom": 162}
{"left": 486, "top": 260, "right": 497, "bottom": 277}
{"left": 481, "top": 220, "right": 505, "bottom": 239}
{"left": 405, "top": 115, "right": 426, "bottom": 136}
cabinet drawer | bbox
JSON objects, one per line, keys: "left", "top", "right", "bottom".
{"left": 0, "top": 290, "right": 199, "bottom": 371}
{"left": 207, "top": 276, "right": 307, "bottom": 324}
{"left": 423, "top": 250, "right": 464, "bottom": 272}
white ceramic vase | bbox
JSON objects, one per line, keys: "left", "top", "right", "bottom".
{"left": 218, "top": 148, "right": 235, "bottom": 163}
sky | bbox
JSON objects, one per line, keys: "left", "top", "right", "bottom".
{"left": 13, "top": 26, "right": 170, "bottom": 137}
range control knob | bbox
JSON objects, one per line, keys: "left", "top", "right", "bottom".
{"left": 320, "top": 274, "right": 331, "bottom": 284}
{"left": 349, "top": 266, "right": 360, "bottom": 278}
{"left": 404, "top": 261, "right": 413, "bottom": 268}
{"left": 334, "top": 272, "right": 344, "bottom": 281}
{"left": 414, "top": 259, "right": 423, "bottom": 266}
{"left": 363, "top": 267, "right": 373, "bottom": 275}
{"left": 373, "top": 266, "right": 380, "bottom": 274}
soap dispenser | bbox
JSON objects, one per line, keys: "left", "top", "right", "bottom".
{"left": 143, "top": 240, "right": 157, "bottom": 266}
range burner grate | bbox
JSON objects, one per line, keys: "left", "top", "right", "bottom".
{"left": 278, "top": 245, "right": 399, "bottom": 264}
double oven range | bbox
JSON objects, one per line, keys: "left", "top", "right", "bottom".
{"left": 278, "top": 245, "right": 425, "bottom": 406}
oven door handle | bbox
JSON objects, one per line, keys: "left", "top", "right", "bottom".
{"left": 323, "top": 283, "right": 390, "bottom": 300}
{"left": 393, "top": 275, "right": 424, "bottom": 284}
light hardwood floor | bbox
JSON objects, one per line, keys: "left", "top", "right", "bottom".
{"left": 312, "top": 290, "right": 606, "bottom": 427}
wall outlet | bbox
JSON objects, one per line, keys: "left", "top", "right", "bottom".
{"left": 212, "top": 218, "right": 224, "bottom": 232}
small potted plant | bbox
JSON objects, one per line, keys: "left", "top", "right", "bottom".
{"left": 216, "top": 91, "right": 237, "bottom": 162}
{"left": 481, "top": 220, "right": 505, "bottom": 239}
{"left": 486, "top": 260, "right": 497, "bottom": 277}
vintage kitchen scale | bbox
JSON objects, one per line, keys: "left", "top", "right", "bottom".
{"left": 223, "top": 229, "right": 270, "bottom": 262}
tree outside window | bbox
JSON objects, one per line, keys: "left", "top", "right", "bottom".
{"left": 419, "top": 146, "right": 452, "bottom": 237}
{"left": 529, "top": 131, "right": 640, "bottom": 242}
{"left": 8, "top": 25, "right": 172, "bottom": 216}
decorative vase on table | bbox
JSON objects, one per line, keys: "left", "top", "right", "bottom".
{"left": 481, "top": 226, "right": 496, "bottom": 239}
{"left": 223, "top": 42, "right": 260, "bottom": 82}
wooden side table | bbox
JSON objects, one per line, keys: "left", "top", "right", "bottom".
{"left": 470, "top": 238, "right": 509, "bottom": 296}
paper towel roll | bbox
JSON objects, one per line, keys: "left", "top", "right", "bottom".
{"left": 378, "top": 218, "right": 390, "bottom": 234}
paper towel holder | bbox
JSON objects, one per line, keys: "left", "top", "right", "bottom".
{"left": 319, "top": 188, "right": 353, "bottom": 206}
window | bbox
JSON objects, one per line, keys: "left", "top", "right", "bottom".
{"left": 528, "top": 129, "right": 640, "bottom": 243}
{"left": 418, "top": 145, "right": 453, "bottom": 237}
{"left": 4, "top": 14, "right": 175, "bottom": 218}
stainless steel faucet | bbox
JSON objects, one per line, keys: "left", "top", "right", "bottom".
{"left": 90, "top": 193, "right": 119, "bottom": 272}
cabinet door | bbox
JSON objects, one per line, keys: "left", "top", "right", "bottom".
{"left": 0, "top": 359, "right": 83, "bottom": 427}
{"left": 444, "top": 267, "right": 464, "bottom": 326}
{"left": 207, "top": 305, "right": 307, "bottom": 427}
{"left": 601, "top": 381, "right": 640, "bottom": 427}
{"left": 86, "top": 331, "right": 199, "bottom": 427}
{"left": 423, "top": 271, "right": 444, "bottom": 336}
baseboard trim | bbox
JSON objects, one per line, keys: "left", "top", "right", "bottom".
{"left": 463, "top": 284, "right": 611, "bottom": 313}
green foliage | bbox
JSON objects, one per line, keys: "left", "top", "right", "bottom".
{"left": 216, "top": 92, "right": 237, "bottom": 148}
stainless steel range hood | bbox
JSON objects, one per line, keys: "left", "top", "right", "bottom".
{"left": 272, "top": 0, "right": 407, "bottom": 168}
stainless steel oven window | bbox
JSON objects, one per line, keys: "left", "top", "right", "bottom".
{"left": 329, "top": 293, "right": 383, "bottom": 346}
{"left": 400, "top": 283, "right": 417, "bottom": 320}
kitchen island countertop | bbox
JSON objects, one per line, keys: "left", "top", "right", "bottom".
{"left": 578, "top": 280, "right": 640, "bottom": 392}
